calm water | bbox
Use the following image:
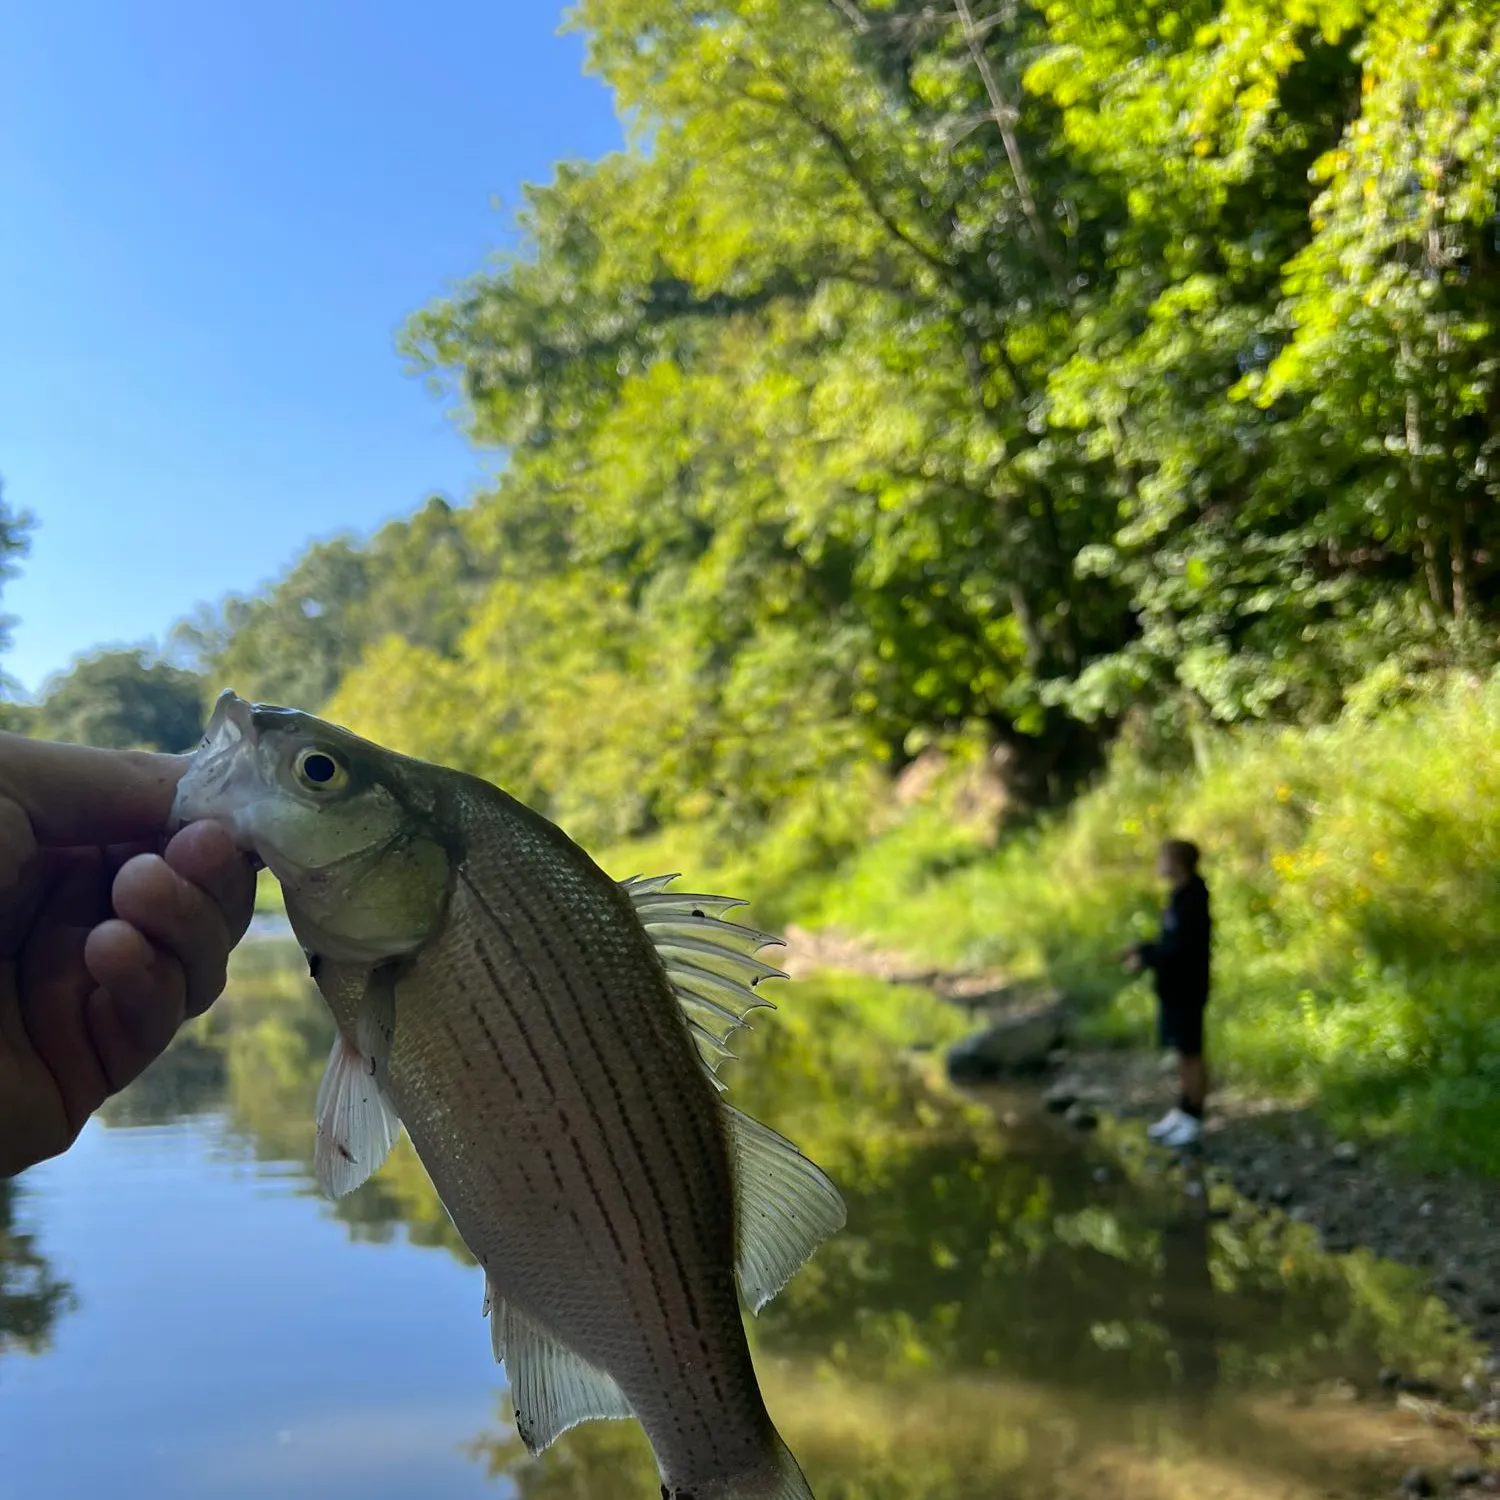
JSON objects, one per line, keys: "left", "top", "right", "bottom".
{"left": 0, "top": 938, "right": 1481, "bottom": 1499}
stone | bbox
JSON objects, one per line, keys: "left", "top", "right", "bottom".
{"left": 1452, "top": 1464, "right": 1484, "bottom": 1488}
{"left": 1065, "top": 1103, "right": 1099, "bottom": 1132}
{"left": 1332, "top": 1140, "right": 1360, "bottom": 1165}
{"left": 1042, "top": 1083, "right": 1077, "bottom": 1113}
{"left": 1400, "top": 1467, "right": 1434, "bottom": 1497}
{"left": 944, "top": 994, "right": 1070, "bottom": 1081}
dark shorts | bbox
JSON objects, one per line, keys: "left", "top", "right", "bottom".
{"left": 1157, "top": 996, "right": 1207, "bottom": 1057}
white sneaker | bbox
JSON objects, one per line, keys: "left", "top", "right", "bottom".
{"left": 1146, "top": 1107, "right": 1185, "bottom": 1140}
{"left": 1159, "top": 1112, "right": 1203, "bottom": 1149}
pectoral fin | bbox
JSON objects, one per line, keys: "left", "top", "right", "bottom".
{"left": 312, "top": 963, "right": 402, "bottom": 1199}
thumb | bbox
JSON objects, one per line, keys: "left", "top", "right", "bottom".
{"left": 0, "top": 737, "right": 189, "bottom": 847}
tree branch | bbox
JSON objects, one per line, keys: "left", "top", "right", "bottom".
{"left": 737, "top": 77, "right": 955, "bottom": 279}
{"left": 951, "top": 0, "right": 1066, "bottom": 286}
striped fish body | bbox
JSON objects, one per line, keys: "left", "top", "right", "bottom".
{"left": 301, "top": 779, "right": 807, "bottom": 1497}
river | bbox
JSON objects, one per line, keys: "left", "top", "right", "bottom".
{"left": 0, "top": 935, "right": 1482, "bottom": 1498}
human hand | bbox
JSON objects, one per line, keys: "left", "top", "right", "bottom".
{"left": 0, "top": 735, "right": 256, "bottom": 1177}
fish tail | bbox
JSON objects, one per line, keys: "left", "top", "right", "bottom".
{"left": 686, "top": 1430, "right": 814, "bottom": 1500}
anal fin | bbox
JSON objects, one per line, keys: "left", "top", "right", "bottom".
{"left": 485, "top": 1283, "right": 633, "bottom": 1454}
{"left": 727, "top": 1107, "right": 847, "bottom": 1312}
{"left": 312, "top": 964, "right": 402, "bottom": 1199}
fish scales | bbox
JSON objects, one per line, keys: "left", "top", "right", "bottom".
{"left": 172, "top": 691, "right": 840, "bottom": 1500}
{"left": 337, "top": 785, "right": 772, "bottom": 1475}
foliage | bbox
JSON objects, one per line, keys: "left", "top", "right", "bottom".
{"left": 161, "top": 0, "right": 1500, "bottom": 855}
{"left": 0, "top": 477, "right": 33, "bottom": 696}
{"left": 36, "top": 647, "right": 206, "bottom": 752}
{"left": 761, "top": 670, "right": 1500, "bottom": 1173}
{"left": 92, "top": 0, "right": 1500, "bottom": 1178}
{"left": 176, "top": 496, "right": 497, "bottom": 712}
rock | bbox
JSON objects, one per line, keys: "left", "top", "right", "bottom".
{"left": 1092, "top": 1166, "right": 1111, "bottom": 1185}
{"left": 1420, "top": 1200, "right": 1437, "bottom": 1219}
{"left": 1478, "top": 1296, "right": 1500, "bottom": 1316}
{"left": 1379, "top": 1368, "right": 1403, "bottom": 1390}
{"left": 1043, "top": 1083, "right": 1077, "bottom": 1113}
{"left": 1289, "top": 1204, "right": 1312, "bottom": 1223}
{"left": 944, "top": 995, "right": 1069, "bottom": 1080}
{"left": 1453, "top": 1464, "right": 1484, "bottom": 1488}
{"left": 1270, "top": 1182, "right": 1294, "bottom": 1205}
{"left": 1333, "top": 1140, "right": 1360, "bottom": 1165}
{"left": 1065, "top": 1103, "right": 1099, "bottom": 1132}
{"left": 1400, "top": 1467, "right": 1434, "bottom": 1497}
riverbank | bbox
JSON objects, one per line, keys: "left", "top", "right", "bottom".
{"left": 779, "top": 922, "right": 1500, "bottom": 1368}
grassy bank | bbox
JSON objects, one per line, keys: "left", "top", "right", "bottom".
{"left": 610, "top": 673, "right": 1500, "bottom": 1177}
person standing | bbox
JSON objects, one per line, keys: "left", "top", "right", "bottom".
{"left": 1122, "top": 838, "right": 1212, "bottom": 1149}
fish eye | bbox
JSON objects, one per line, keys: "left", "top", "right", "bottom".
{"left": 293, "top": 747, "right": 347, "bottom": 793}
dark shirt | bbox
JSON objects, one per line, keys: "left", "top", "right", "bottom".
{"left": 1140, "top": 874, "right": 1211, "bottom": 1008}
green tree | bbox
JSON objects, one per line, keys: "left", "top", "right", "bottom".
{"left": 191, "top": 0, "right": 1500, "bottom": 840}
{"left": 0, "top": 476, "right": 35, "bottom": 698}
{"left": 37, "top": 647, "right": 206, "bottom": 752}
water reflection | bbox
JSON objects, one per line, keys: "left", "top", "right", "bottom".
{"left": 0, "top": 1179, "right": 75, "bottom": 1358}
{"left": 4, "top": 937, "right": 1482, "bottom": 1500}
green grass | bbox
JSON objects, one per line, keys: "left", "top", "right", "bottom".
{"left": 608, "top": 672, "right": 1500, "bottom": 1177}
{"left": 251, "top": 868, "right": 287, "bottom": 917}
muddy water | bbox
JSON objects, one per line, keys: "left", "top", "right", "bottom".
{"left": 0, "top": 941, "right": 1482, "bottom": 1498}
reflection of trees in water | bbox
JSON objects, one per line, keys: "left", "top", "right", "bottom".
{"left": 98, "top": 1035, "right": 228, "bottom": 1128}
{"left": 0, "top": 1181, "right": 75, "bottom": 1358}
{"left": 174, "top": 952, "right": 1472, "bottom": 1497}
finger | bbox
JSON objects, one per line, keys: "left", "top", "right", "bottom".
{"left": 81, "top": 920, "right": 186, "bottom": 1094}
{"left": 104, "top": 853, "right": 233, "bottom": 1021}
{"left": 162, "top": 821, "right": 258, "bottom": 951}
{"left": 0, "top": 737, "right": 191, "bottom": 847}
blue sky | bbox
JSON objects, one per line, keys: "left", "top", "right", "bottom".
{"left": 0, "top": 2, "right": 621, "bottom": 697}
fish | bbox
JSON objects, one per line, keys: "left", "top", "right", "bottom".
{"left": 170, "top": 690, "right": 846, "bottom": 1500}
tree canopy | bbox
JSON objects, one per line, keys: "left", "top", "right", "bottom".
{"left": 36, "top": 648, "right": 206, "bottom": 753}
{"left": 165, "top": 0, "right": 1500, "bottom": 847}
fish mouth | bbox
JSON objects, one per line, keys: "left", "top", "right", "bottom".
{"left": 168, "top": 690, "right": 263, "bottom": 839}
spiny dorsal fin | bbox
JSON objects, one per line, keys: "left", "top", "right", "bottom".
{"left": 484, "top": 1282, "right": 633, "bottom": 1454}
{"left": 621, "top": 873, "right": 788, "bottom": 1088}
{"left": 725, "top": 1106, "right": 847, "bottom": 1313}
